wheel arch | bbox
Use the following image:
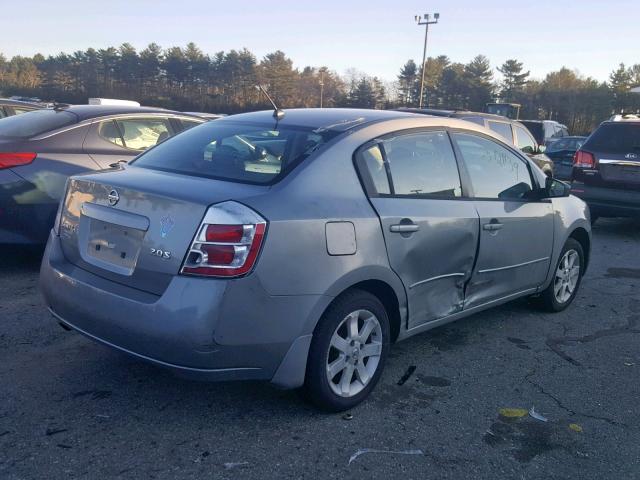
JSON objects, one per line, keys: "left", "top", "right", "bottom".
{"left": 317, "top": 268, "right": 407, "bottom": 343}
{"left": 569, "top": 226, "right": 590, "bottom": 272}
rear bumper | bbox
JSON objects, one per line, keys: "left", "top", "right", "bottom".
{"left": 40, "top": 232, "right": 330, "bottom": 387}
{"left": 570, "top": 181, "right": 640, "bottom": 217}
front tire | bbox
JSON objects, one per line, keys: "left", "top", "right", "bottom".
{"left": 303, "top": 289, "right": 390, "bottom": 412}
{"left": 536, "top": 238, "right": 584, "bottom": 312}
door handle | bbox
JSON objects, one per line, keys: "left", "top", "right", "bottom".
{"left": 390, "top": 224, "right": 420, "bottom": 233}
{"left": 483, "top": 220, "right": 503, "bottom": 232}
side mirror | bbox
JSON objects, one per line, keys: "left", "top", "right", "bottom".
{"left": 544, "top": 176, "right": 570, "bottom": 198}
{"left": 521, "top": 145, "right": 535, "bottom": 155}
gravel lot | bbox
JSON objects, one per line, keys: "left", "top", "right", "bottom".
{"left": 1, "top": 218, "right": 639, "bottom": 479}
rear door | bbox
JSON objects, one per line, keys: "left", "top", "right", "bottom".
{"left": 451, "top": 131, "right": 554, "bottom": 308}
{"left": 356, "top": 130, "right": 479, "bottom": 328}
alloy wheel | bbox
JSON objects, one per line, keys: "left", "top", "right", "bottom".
{"left": 554, "top": 249, "right": 580, "bottom": 304}
{"left": 326, "top": 309, "right": 383, "bottom": 398}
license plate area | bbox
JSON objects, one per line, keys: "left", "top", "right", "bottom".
{"left": 86, "top": 218, "right": 144, "bottom": 275}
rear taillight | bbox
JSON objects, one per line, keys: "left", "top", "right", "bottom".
{"left": 0, "top": 152, "right": 36, "bottom": 170}
{"left": 573, "top": 150, "right": 595, "bottom": 168}
{"left": 181, "top": 201, "right": 267, "bottom": 278}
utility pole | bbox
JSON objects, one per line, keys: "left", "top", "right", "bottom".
{"left": 415, "top": 12, "right": 440, "bottom": 109}
{"left": 319, "top": 69, "right": 325, "bottom": 108}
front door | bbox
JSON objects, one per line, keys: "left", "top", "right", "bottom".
{"left": 451, "top": 132, "right": 554, "bottom": 308}
{"left": 356, "top": 130, "right": 480, "bottom": 328}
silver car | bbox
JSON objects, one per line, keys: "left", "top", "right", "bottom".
{"left": 40, "top": 109, "right": 591, "bottom": 411}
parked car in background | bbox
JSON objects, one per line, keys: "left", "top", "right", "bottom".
{"left": 0, "top": 105, "right": 206, "bottom": 244}
{"left": 571, "top": 118, "right": 640, "bottom": 221}
{"left": 520, "top": 120, "right": 569, "bottom": 147}
{"left": 399, "top": 108, "right": 554, "bottom": 176}
{"left": 40, "top": 108, "right": 591, "bottom": 411}
{"left": 184, "top": 112, "right": 227, "bottom": 120}
{"left": 0, "top": 98, "right": 44, "bottom": 118}
{"left": 545, "top": 136, "right": 587, "bottom": 180}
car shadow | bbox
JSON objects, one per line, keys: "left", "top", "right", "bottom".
{"left": 0, "top": 245, "right": 44, "bottom": 272}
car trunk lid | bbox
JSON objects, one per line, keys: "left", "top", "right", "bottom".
{"left": 58, "top": 166, "right": 268, "bottom": 295}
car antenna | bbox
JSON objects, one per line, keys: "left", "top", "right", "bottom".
{"left": 256, "top": 85, "right": 285, "bottom": 120}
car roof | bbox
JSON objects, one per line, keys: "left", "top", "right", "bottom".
{"left": 53, "top": 105, "right": 200, "bottom": 122}
{"left": 219, "top": 108, "right": 418, "bottom": 132}
{"left": 601, "top": 119, "right": 640, "bottom": 125}
{"left": 396, "top": 107, "right": 513, "bottom": 122}
{"left": 0, "top": 98, "right": 43, "bottom": 108}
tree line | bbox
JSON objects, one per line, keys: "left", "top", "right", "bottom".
{"left": 1, "top": 43, "right": 639, "bottom": 134}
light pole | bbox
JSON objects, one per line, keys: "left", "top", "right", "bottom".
{"left": 415, "top": 12, "right": 440, "bottom": 109}
{"left": 319, "top": 69, "right": 325, "bottom": 108}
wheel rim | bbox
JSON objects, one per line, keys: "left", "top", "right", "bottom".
{"left": 554, "top": 249, "right": 580, "bottom": 304}
{"left": 326, "top": 309, "right": 383, "bottom": 398}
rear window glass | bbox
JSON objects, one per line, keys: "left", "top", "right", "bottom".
{"left": 584, "top": 123, "right": 640, "bottom": 153}
{"left": 0, "top": 109, "right": 77, "bottom": 138}
{"left": 520, "top": 121, "right": 544, "bottom": 144}
{"left": 487, "top": 121, "right": 513, "bottom": 142}
{"left": 132, "top": 121, "right": 341, "bottom": 184}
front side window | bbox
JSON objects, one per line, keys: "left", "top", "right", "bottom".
{"left": 114, "top": 118, "right": 171, "bottom": 150}
{"left": 382, "top": 131, "right": 462, "bottom": 197}
{"left": 453, "top": 132, "right": 533, "bottom": 200}
{"left": 514, "top": 124, "right": 537, "bottom": 154}
{"left": 133, "top": 120, "right": 341, "bottom": 185}
{"left": 487, "top": 121, "right": 513, "bottom": 143}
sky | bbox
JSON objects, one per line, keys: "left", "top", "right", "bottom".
{"left": 3, "top": 0, "right": 639, "bottom": 83}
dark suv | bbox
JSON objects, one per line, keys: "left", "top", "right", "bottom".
{"left": 399, "top": 108, "right": 554, "bottom": 176}
{"left": 571, "top": 119, "right": 640, "bottom": 220}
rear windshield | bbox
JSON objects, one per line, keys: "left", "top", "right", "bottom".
{"left": 584, "top": 123, "right": 640, "bottom": 153}
{"left": 519, "top": 121, "right": 544, "bottom": 143}
{"left": 132, "top": 120, "right": 342, "bottom": 184}
{"left": 0, "top": 109, "right": 77, "bottom": 138}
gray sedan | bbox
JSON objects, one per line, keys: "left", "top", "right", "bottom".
{"left": 39, "top": 109, "right": 591, "bottom": 411}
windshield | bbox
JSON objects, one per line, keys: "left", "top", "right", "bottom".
{"left": 0, "top": 109, "right": 77, "bottom": 138}
{"left": 132, "top": 120, "right": 342, "bottom": 184}
{"left": 584, "top": 123, "right": 640, "bottom": 153}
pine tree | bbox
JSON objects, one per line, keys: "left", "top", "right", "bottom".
{"left": 397, "top": 60, "right": 417, "bottom": 106}
{"left": 464, "top": 55, "right": 493, "bottom": 111}
{"left": 497, "top": 59, "right": 529, "bottom": 102}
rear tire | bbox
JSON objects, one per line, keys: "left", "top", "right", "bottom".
{"left": 536, "top": 238, "right": 584, "bottom": 312}
{"left": 303, "top": 289, "right": 390, "bottom": 412}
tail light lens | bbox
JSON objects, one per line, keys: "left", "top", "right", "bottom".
{"left": 0, "top": 152, "right": 36, "bottom": 170}
{"left": 573, "top": 150, "right": 595, "bottom": 168}
{"left": 181, "top": 201, "right": 267, "bottom": 278}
